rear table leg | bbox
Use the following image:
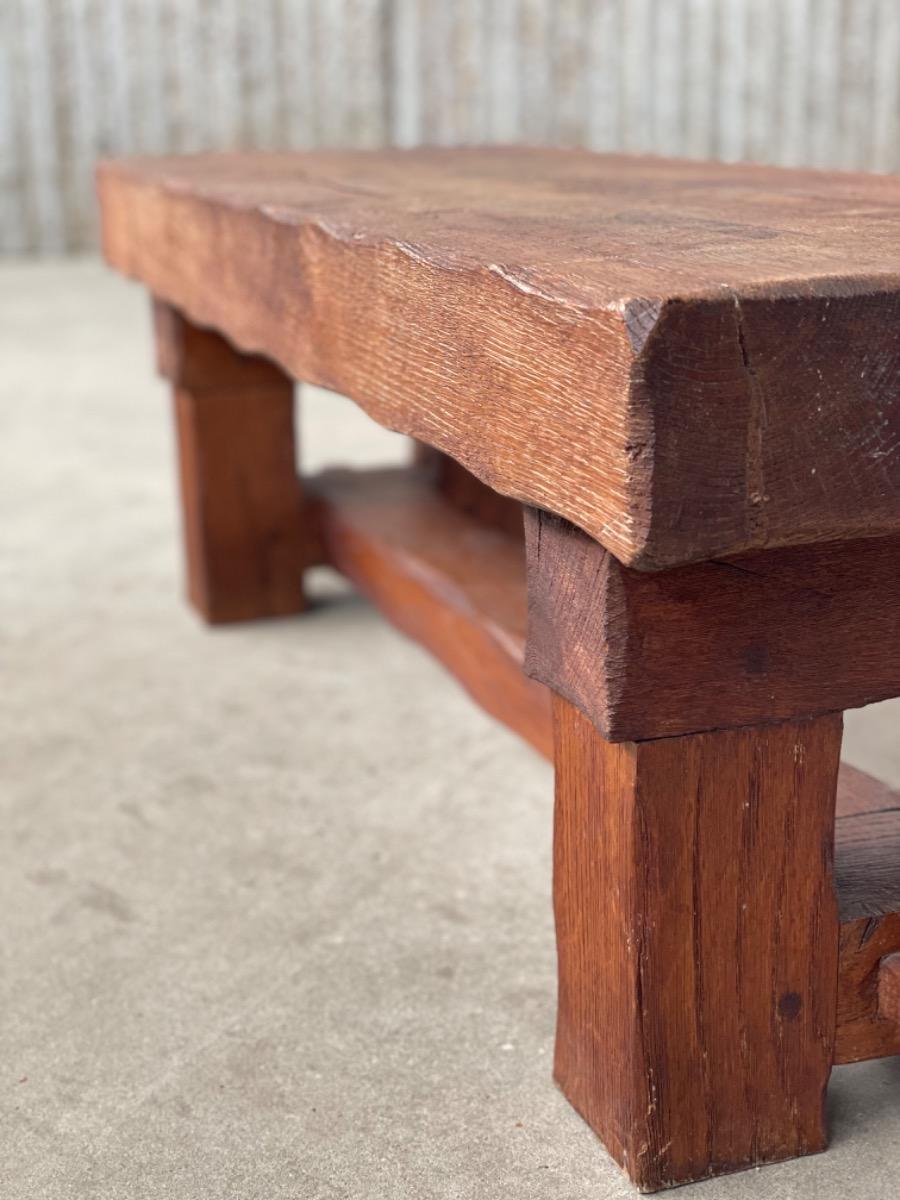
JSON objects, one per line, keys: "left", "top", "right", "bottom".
{"left": 153, "top": 300, "right": 308, "bottom": 624}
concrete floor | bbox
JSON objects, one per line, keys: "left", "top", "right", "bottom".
{"left": 2, "top": 259, "right": 899, "bottom": 1199}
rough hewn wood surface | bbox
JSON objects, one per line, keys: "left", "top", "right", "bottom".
{"left": 154, "top": 301, "right": 308, "bottom": 623}
{"left": 99, "top": 149, "right": 900, "bottom": 569}
{"left": 13, "top": 0, "right": 900, "bottom": 253}
{"left": 525, "top": 508, "right": 900, "bottom": 740}
{"left": 878, "top": 955, "right": 900, "bottom": 1026}
{"left": 553, "top": 698, "right": 842, "bottom": 1191}
{"left": 834, "top": 764, "right": 900, "bottom": 1064}
{"left": 308, "top": 465, "right": 551, "bottom": 757}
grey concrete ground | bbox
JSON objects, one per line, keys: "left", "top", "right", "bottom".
{"left": 2, "top": 259, "right": 899, "bottom": 1199}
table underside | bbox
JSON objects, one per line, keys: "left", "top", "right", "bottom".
{"left": 307, "top": 457, "right": 900, "bottom": 1068}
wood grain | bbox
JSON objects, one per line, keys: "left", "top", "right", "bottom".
{"left": 878, "top": 955, "right": 900, "bottom": 1026}
{"left": 98, "top": 149, "right": 900, "bottom": 569}
{"left": 413, "top": 444, "right": 525, "bottom": 538}
{"left": 308, "top": 465, "right": 551, "bottom": 757}
{"left": 834, "top": 764, "right": 900, "bottom": 1064}
{"left": 553, "top": 697, "right": 842, "bottom": 1191}
{"left": 525, "top": 508, "right": 900, "bottom": 740}
{"left": 154, "top": 301, "right": 308, "bottom": 624}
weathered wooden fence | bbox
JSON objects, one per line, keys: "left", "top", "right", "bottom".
{"left": 3, "top": 0, "right": 900, "bottom": 253}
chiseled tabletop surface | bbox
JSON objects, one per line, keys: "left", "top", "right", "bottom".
{"left": 98, "top": 147, "right": 900, "bottom": 569}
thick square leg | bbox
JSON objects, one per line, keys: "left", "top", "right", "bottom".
{"left": 154, "top": 301, "right": 308, "bottom": 624}
{"left": 552, "top": 697, "right": 842, "bottom": 1191}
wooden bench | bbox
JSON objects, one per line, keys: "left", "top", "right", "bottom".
{"left": 98, "top": 148, "right": 900, "bottom": 1193}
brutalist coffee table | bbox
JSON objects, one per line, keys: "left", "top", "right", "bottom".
{"left": 98, "top": 149, "right": 900, "bottom": 1192}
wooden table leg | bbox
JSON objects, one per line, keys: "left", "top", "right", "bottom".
{"left": 153, "top": 300, "right": 308, "bottom": 624}
{"left": 552, "top": 696, "right": 842, "bottom": 1191}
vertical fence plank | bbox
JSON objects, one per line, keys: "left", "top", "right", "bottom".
{"left": 389, "top": 0, "right": 422, "bottom": 145}
{"left": 808, "top": 0, "right": 841, "bottom": 167}
{"left": 838, "top": 0, "right": 875, "bottom": 169}
{"left": 204, "top": 0, "right": 239, "bottom": 150}
{"left": 131, "top": 0, "right": 168, "bottom": 154}
{"left": 240, "top": 2, "right": 281, "bottom": 149}
{"left": 779, "top": 0, "right": 811, "bottom": 165}
{"left": 585, "top": 0, "right": 620, "bottom": 151}
{"left": 871, "top": 0, "right": 900, "bottom": 172}
{"left": 518, "top": 0, "right": 552, "bottom": 143}
{"left": 716, "top": 0, "right": 747, "bottom": 161}
{"left": 653, "top": 0, "right": 686, "bottom": 156}
{"left": 683, "top": 0, "right": 716, "bottom": 159}
{"left": 48, "top": 0, "right": 77, "bottom": 249}
{"left": 485, "top": 0, "right": 519, "bottom": 142}
{"left": 316, "top": 0, "right": 356, "bottom": 145}
{"left": 66, "top": 0, "right": 101, "bottom": 249}
{"left": 420, "top": 0, "right": 458, "bottom": 144}
{"left": 342, "top": 0, "right": 389, "bottom": 147}
{"left": 17, "top": 0, "right": 65, "bottom": 251}
{"left": 744, "top": 0, "right": 778, "bottom": 163}
{"left": 620, "top": 0, "right": 655, "bottom": 152}
{"left": 5, "top": 0, "right": 900, "bottom": 252}
{"left": 279, "top": 0, "right": 315, "bottom": 147}
{"left": 101, "top": 0, "right": 134, "bottom": 154}
{"left": 175, "top": 0, "right": 211, "bottom": 152}
{"left": 549, "top": 0, "right": 586, "bottom": 145}
{"left": 0, "top": 3, "right": 26, "bottom": 252}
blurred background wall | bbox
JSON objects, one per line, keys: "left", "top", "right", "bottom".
{"left": 3, "top": 0, "right": 900, "bottom": 254}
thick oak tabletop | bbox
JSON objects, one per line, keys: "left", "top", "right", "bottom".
{"left": 98, "top": 148, "right": 900, "bottom": 569}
